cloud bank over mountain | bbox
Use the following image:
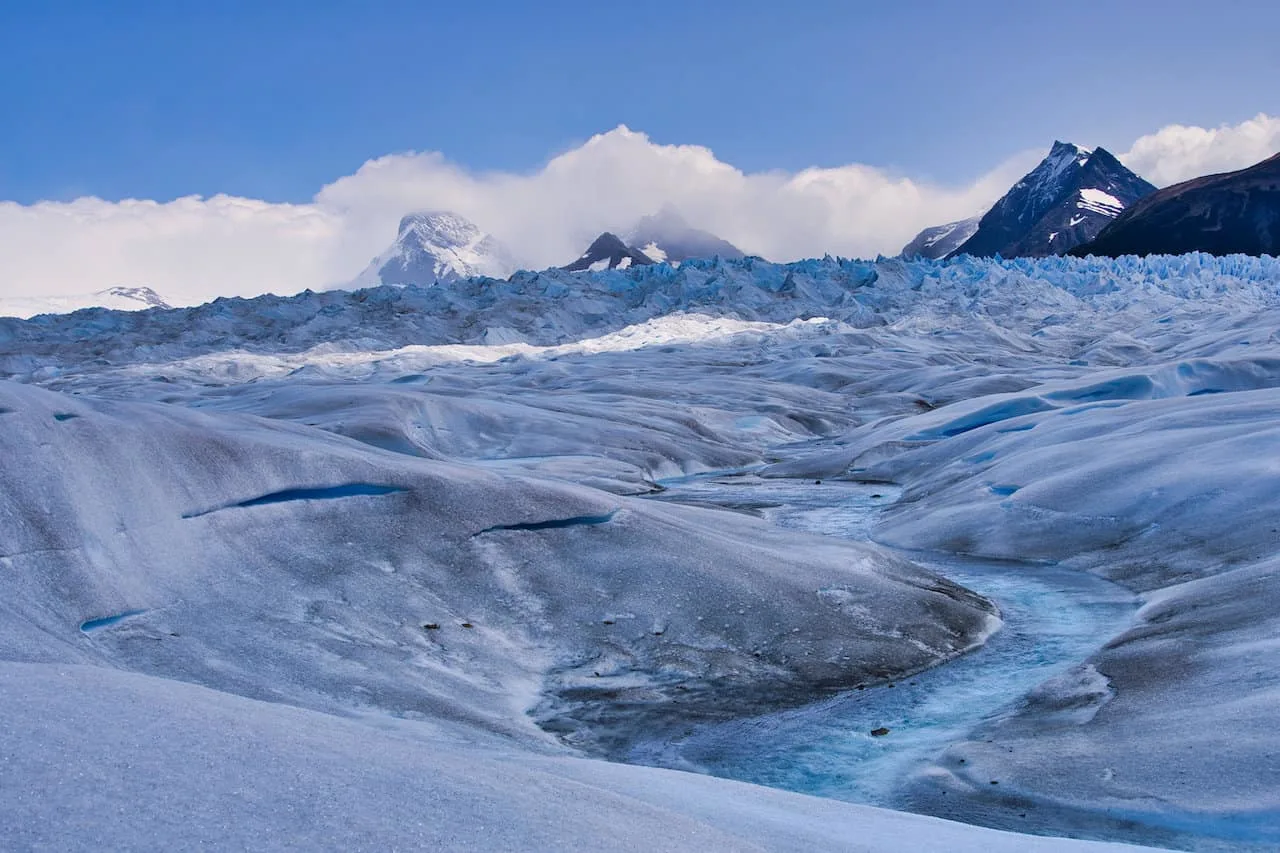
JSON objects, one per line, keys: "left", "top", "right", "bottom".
{"left": 1119, "top": 113, "right": 1280, "bottom": 188}
{"left": 0, "top": 115, "right": 1275, "bottom": 304}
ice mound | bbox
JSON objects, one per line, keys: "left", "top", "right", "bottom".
{"left": 0, "top": 380, "right": 994, "bottom": 749}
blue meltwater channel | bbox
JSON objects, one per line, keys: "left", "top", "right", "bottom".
{"left": 635, "top": 475, "right": 1137, "bottom": 809}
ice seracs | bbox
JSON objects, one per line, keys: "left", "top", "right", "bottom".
{"left": 353, "top": 210, "right": 515, "bottom": 287}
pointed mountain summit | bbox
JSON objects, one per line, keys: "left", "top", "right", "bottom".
{"left": 561, "top": 233, "right": 656, "bottom": 271}
{"left": 1073, "top": 152, "right": 1280, "bottom": 257}
{"left": 354, "top": 211, "right": 515, "bottom": 288}
{"left": 625, "top": 207, "right": 745, "bottom": 264}
{"left": 900, "top": 216, "right": 981, "bottom": 259}
{"left": 949, "top": 142, "right": 1156, "bottom": 258}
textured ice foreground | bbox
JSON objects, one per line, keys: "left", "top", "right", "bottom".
{"left": 0, "top": 380, "right": 1039, "bottom": 851}
{"left": 633, "top": 478, "right": 1135, "bottom": 810}
{"left": 6, "top": 252, "right": 1280, "bottom": 849}
{"left": 0, "top": 381, "right": 991, "bottom": 743}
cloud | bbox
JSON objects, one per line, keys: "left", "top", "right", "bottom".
{"left": 0, "top": 195, "right": 346, "bottom": 305}
{"left": 0, "top": 127, "right": 1038, "bottom": 304}
{"left": 317, "top": 126, "right": 1037, "bottom": 277}
{"left": 3, "top": 113, "right": 1276, "bottom": 305}
{"left": 1119, "top": 113, "right": 1280, "bottom": 187}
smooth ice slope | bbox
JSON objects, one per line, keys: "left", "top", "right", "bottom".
{"left": 2, "top": 663, "right": 1153, "bottom": 852}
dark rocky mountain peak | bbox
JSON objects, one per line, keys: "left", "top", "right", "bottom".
{"left": 561, "top": 233, "right": 657, "bottom": 271}
{"left": 950, "top": 142, "right": 1156, "bottom": 258}
{"left": 626, "top": 206, "right": 745, "bottom": 263}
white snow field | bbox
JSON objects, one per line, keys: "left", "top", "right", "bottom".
{"left": 7, "top": 252, "right": 1280, "bottom": 850}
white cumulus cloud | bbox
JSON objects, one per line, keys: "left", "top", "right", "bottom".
{"left": 316, "top": 126, "right": 1035, "bottom": 276}
{"left": 0, "top": 195, "right": 346, "bottom": 306}
{"left": 1119, "top": 113, "right": 1280, "bottom": 187}
{"left": 0, "top": 127, "right": 1036, "bottom": 305}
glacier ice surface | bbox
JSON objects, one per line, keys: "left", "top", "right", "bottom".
{"left": 7, "top": 252, "right": 1280, "bottom": 849}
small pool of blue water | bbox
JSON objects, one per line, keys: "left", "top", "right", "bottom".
{"left": 639, "top": 475, "right": 1137, "bottom": 809}
{"left": 80, "top": 610, "right": 147, "bottom": 633}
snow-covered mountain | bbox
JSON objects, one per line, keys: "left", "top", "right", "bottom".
{"left": 899, "top": 216, "right": 981, "bottom": 259}
{"left": 561, "top": 232, "right": 657, "bottom": 271}
{"left": 0, "top": 285, "right": 171, "bottom": 319}
{"left": 1075, "top": 151, "right": 1280, "bottom": 257}
{"left": 625, "top": 207, "right": 745, "bottom": 264}
{"left": 353, "top": 211, "right": 515, "bottom": 287}
{"left": 950, "top": 142, "right": 1156, "bottom": 258}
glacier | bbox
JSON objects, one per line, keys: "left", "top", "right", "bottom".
{"left": 5, "top": 252, "right": 1280, "bottom": 850}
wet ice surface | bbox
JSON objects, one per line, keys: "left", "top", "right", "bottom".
{"left": 639, "top": 476, "right": 1136, "bottom": 809}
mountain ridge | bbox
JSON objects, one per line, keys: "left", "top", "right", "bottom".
{"left": 561, "top": 232, "right": 657, "bottom": 271}
{"left": 900, "top": 216, "right": 981, "bottom": 259}
{"left": 947, "top": 141, "right": 1156, "bottom": 258}
{"left": 1072, "top": 152, "right": 1280, "bottom": 257}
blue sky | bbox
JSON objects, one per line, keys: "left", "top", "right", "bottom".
{"left": 2, "top": 0, "right": 1277, "bottom": 204}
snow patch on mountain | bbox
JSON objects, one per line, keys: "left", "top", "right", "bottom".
{"left": 1077, "top": 188, "right": 1124, "bottom": 216}
{"left": 639, "top": 241, "right": 668, "bottom": 263}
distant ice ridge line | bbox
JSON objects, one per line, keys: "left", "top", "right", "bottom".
{"left": 4, "top": 253, "right": 1280, "bottom": 377}
{"left": 111, "top": 315, "right": 832, "bottom": 383}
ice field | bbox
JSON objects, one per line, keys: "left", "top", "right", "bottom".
{"left": 5, "top": 253, "right": 1280, "bottom": 850}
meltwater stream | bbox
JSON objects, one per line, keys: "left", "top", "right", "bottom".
{"left": 637, "top": 474, "right": 1137, "bottom": 809}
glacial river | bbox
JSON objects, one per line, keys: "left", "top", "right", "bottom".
{"left": 637, "top": 474, "right": 1137, "bottom": 810}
